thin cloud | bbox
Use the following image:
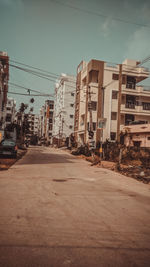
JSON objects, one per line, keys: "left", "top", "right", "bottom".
{"left": 124, "top": 27, "right": 150, "bottom": 61}
{"left": 101, "top": 18, "right": 116, "bottom": 37}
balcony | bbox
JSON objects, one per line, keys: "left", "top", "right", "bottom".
{"left": 126, "top": 83, "right": 135, "bottom": 89}
{"left": 122, "top": 85, "right": 150, "bottom": 97}
{"left": 125, "top": 102, "right": 135, "bottom": 109}
{"left": 121, "top": 103, "right": 150, "bottom": 116}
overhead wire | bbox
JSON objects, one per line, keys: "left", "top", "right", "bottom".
{"left": 9, "top": 82, "right": 54, "bottom": 96}
{"left": 8, "top": 91, "right": 54, "bottom": 97}
{"left": 50, "top": 0, "right": 150, "bottom": 29}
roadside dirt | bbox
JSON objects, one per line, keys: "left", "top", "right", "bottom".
{"left": 83, "top": 155, "right": 150, "bottom": 184}
{"left": 0, "top": 149, "right": 27, "bottom": 171}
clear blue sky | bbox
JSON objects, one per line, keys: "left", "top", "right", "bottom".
{"left": 0, "top": 0, "right": 150, "bottom": 113}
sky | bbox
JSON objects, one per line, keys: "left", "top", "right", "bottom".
{"left": 0, "top": 0, "right": 150, "bottom": 113}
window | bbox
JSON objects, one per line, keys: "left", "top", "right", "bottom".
{"left": 50, "top": 104, "right": 54, "bottom": 109}
{"left": 112, "top": 91, "right": 118, "bottom": 99}
{"left": 80, "top": 114, "right": 85, "bottom": 126}
{"left": 93, "top": 122, "right": 96, "bottom": 131}
{"left": 69, "top": 125, "right": 73, "bottom": 129}
{"left": 87, "top": 122, "right": 96, "bottom": 131}
{"left": 6, "top": 115, "right": 11, "bottom": 122}
{"left": 147, "top": 137, "right": 150, "bottom": 140}
{"left": 110, "top": 132, "right": 116, "bottom": 140}
{"left": 70, "top": 104, "right": 74, "bottom": 107}
{"left": 111, "top": 112, "right": 117, "bottom": 120}
{"left": 126, "top": 76, "right": 136, "bottom": 89}
{"left": 89, "top": 70, "right": 98, "bottom": 83}
{"left": 91, "top": 101, "right": 97, "bottom": 111}
{"left": 70, "top": 115, "right": 74, "bottom": 118}
{"left": 71, "top": 93, "right": 74, "bottom": 96}
{"left": 49, "top": 118, "right": 53, "bottom": 123}
{"left": 142, "top": 102, "right": 150, "bottom": 110}
{"left": 49, "top": 124, "right": 52, "bottom": 131}
{"left": 49, "top": 111, "right": 53, "bottom": 117}
{"left": 112, "top": 73, "right": 119, "bottom": 80}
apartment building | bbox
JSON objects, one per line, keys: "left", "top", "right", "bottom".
{"left": 5, "top": 97, "right": 16, "bottom": 127}
{"left": 39, "top": 100, "right": 54, "bottom": 143}
{"left": 0, "top": 51, "right": 9, "bottom": 134}
{"left": 74, "top": 59, "right": 150, "bottom": 146}
{"left": 52, "top": 74, "right": 76, "bottom": 140}
{"left": 26, "top": 114, "right": 39, "bottom": 136}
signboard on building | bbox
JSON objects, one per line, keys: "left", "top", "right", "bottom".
{"left": 88, "top": 140, "right": 96, "bottom": 150}
{"left": 97, "top": 118, "right": 107, "bottom": 129}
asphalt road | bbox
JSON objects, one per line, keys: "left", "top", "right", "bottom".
{"left": 0, "top": 146, "right": 150, "bottom": 267}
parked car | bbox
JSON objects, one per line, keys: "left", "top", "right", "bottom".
{"left": 0, "top": 139, "right": 18, "bottom": 158}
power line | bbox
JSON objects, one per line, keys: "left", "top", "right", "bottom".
{"left": 50, "top": 0, "right": 150, "bottom": 29}
{"left": 10, "top": 59, "right": 77, "bottom": 83}
{"left": 9, "top": 82, "right": 54, "bottom": 96}
{"left": 8, "top": 91, "right": 54, "bottom": 97}
{"left": 137, "top": 55, "right": 150, "bottom": 66}
{"left": 10, "top": 63, "right": 77, "bottom": 87}
{"left": 10, "top": 59, "right": 60, "bottom": 78}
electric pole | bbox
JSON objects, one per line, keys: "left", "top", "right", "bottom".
{"left": 117, "top": 64, "right": 122, "bottom": 142}
{"left": 88, "top": 86, "right": 94, "bottom": 152}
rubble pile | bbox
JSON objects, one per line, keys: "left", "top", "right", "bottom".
{"left": 118, "top": 164, "right": 150, "bottom": 184}
{"left": 71, "top": 145, "right": 91, "bottom": 157}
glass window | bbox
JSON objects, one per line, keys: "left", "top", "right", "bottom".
{"left": 111, "top": 112, "right": 117, "bottom": 120}
{"left": 112, "top": 91, "right": 118, "bottom": 99}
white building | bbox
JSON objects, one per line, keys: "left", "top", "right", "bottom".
{"left": 34, "top": 115, "right": 39, "bottom": 135}
{"left": 74, "top": 59, "right": 150, "bottom": 146}
{"left": 53, "top": 74, "right": 76, "bottom": 139}
{"left": 5, "top": 97, "right": 16, "bottom": 127}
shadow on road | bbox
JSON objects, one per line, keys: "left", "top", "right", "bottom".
{"left": 16, "top": 147, "right": 77, "bottom": 165}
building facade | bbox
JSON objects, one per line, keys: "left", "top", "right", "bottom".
{"left": 52, "top": 74, "right": 76, "bottom": 140}
{"left": 74, "top": 59, "right": 150, "bottom": 146}
{"left": 0, "top": 51, "right": 9, "bottom": 136}
{"left": 5, "top": 97, "right": 16, "bottom": 127}
{"left": 123, "top": 123, "right": 150, "bottom": 148}
{"left": 39, "top": 100, "right": 54, "bottom": 144}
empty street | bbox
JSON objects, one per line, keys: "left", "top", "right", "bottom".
{"left": 0, "top": 146, "right": 150, "bottom": 267}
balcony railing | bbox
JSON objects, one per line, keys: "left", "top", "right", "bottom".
{"left": 126, "top": 83, "right": 136, "bottom": 89}
{"left": 125, "top": 102, "right": 135, "bottom": 109}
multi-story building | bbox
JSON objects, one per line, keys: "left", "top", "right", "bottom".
{"left": 0, "top": 51, "right": 9, "bottom": 136}
{"left": 39, "top": 100, "right": 54, "bottom": 144}
{"left": 52, "top": 74, "right": 76, "bottom": 140}
{"left": 26, "top": 113, "right": 39, "bottom": 136}
{"left": 74, "top": 59, "right": 150, "bottom": 146}
{"left": 39, "top": 106, "right": 45, "bottom": 139}
{"left": 5, "top": 97, "right": 16, "bottom": 127}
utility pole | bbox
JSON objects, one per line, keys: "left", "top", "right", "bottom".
{"left": 88, "top": 86, "right": 95, "bottom": 152}
{"left": 99, "top": 85, "right": 105, "bottom": 160}
{"left": 62, "top": 117, "right": 64, "bottom": 137}
{"left": 117, "top": 64, "right": 122, "bottom": 143}
{"left": 88, "top": 86, "right": 93, "bottom": 133}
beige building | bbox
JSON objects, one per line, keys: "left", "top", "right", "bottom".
{"left": 123, "top": 123, "right": 150, "bottom": 148}
{"left": 39, "top": 100, "right": 54, "bottom": 143}
{"left": 74, "top": 59, "right": 150, "bottom": 146}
